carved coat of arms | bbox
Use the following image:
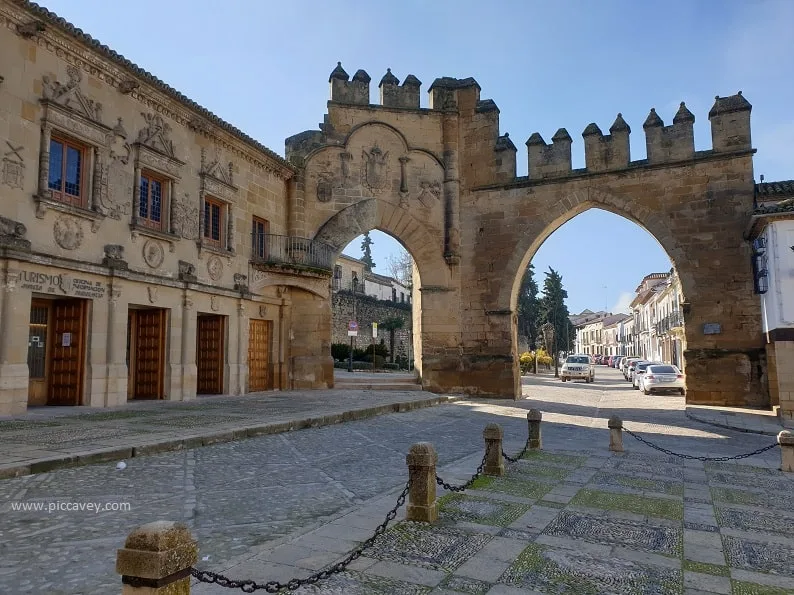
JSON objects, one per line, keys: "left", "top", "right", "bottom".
{"left": 361, "top": 146, "right": 390, "bottom": 193}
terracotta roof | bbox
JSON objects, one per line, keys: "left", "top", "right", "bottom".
{"left": 17, "top": 0, "right": 295, "bottom": 175}
{"left": 754, "top": 180, "right": 794, "bottom": 214}
{"left": 601, "top": 313, "right": 631, "bottom": 328}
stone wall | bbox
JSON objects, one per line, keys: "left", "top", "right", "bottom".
{"left": 332, "top": 292, "right": 411, "bottom": 355}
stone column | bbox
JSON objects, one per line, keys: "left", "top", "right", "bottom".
{"left": 0, "top": 267, "right": 31, "bottom": 416}
{"left": 88, "top": 147, "right": 99, "bottom": 211}
{"left": 608, "top": 415, "right": 624, "bottom": 452}
{"left": 527, "top": 409, "right": 542, "bottom": 449}
{"left": 237, "top": 301, "right": 247, "bottom": 395}
{"left": 226, "top": 206, "right": 235, "bottom": 252}
{"left": 132, "top": 165, "right": 142, "bottom": 225}
{"left": 779, "top": 431, "right": 794, "bottom": 473}
{"left": 169, "top": 180, "right": 178, "bottom": 235}
{"left": 116, "top": 521, "right": 197, "bottom": 595}
{"left": 37, "top": 124, "right": 52, "bottom": 199}
{"left": 406, "top": 442, "right": 438, "bottom": 522}
{"left": 180, "top": 295, "right": 197, "bottom": 401}
{"left": 105, "top": 285, "right": 128, "bottom": 407}
{"left": 441, "top": 110, "right": 460, "bottom": 264}
{"left": 483, "top": 423, "right": 505, "bottom": 476}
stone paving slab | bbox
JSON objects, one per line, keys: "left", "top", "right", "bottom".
{"left": 686, "top": 404, "right": 792, "bottom": 436}
{"left": 0, "top": 389, "right": 462, "bottom": 478}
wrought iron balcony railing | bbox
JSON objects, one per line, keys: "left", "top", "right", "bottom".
{"left": 655, "top": 311, "right": 685, "bottom": 335}
{"left": 251, "top": 233, "right": 335, "bottom": 272}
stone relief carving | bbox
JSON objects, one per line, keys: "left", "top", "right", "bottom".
{"left": 16, "top": 20, "right": 46, "bottom": 39}
{"left": 142, "top": 240, "right": 165, "bottom": 268}
{"left": 137, "top": 112, "right": 176, "bottom": 158}
{"left": 147, "top": 286, "right": 158, "bottom": 304}
{"left": 361, "top": 145, "right": 390, "bottom": 193}
{"left": 118, "top": 79, "right": 139, "bottom": 95}
{"left": 200, "top": 147, "right": 234, "bottom": 187}
{"left": 417, "top": 181, "right": 442, "bottom": 208}
{"left": 178, "top": 260, "right": 197, "bottom": 282}
{"left": 172, "top": 193, "right": 199, "bottom": 240}
{"left": 210, "top": 295, "right": 220, "bottom": 312}
{"left": 102, "top": 244, "right": 127, "bottom": 269}
{"left": 207, "top": 256, "right": 223, "bottom": 281}
{"left": 316, "top": 176, "right": 332, "bottom": 202}
{"left": 0, "top": 215, "right": 30, "bottom": 251}
{"left": 233, "top": 273, "right": 248, "bottom": 291}
{"left": 1, "top": 141, "right": 24, "bottom": 189}
{"left": 97, "top": 118, "right": 132, "bottom": 219}
{"left": 259, "top": 304, "right": 268, "bottom": 317}
{"left": 53, "top": 216, "right": 83, "bottom": 250}
{"left": 42, "top": 65, "right": 103, "bottom": 123}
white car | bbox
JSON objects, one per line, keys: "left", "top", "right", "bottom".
{"left": 632, "top": 361, "right": 662, "bottom": 389}
{"left": 561, "top": 354, "right": 595, "bottom": 383}
{"left": 640, "top": 364, "right": 686, "bottom": 395}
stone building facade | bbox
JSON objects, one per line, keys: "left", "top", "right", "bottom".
{"left": 0, "top": 1, "right": 334, "bottom": 415}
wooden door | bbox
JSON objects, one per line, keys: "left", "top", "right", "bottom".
{"left": 129, "top": 309, "right": 166, "bottom": 399}
{"left": 196, "top": 315, "right": 224, "bottom": 394}
{"left": 48, "top": 299, "right": 86, "bottom": 406}
{"left": 27, "top": 300, "right": 52, "bottom": 406}
{"left": 248, "top": 319, "right": 271, "bottom": 391}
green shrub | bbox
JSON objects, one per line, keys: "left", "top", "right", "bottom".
{"left": 331, "top": 343, "right": 350, "bottom": 361}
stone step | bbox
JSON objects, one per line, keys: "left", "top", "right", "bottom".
{"left": 333, "top": 379, "right": 422, "bottom": 391}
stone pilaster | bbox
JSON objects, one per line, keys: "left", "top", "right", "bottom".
{"left": 441, "top": 110, "right": 460, "bottom": 264}
{"left": 180, "top": 294, "right": 197, "bottom": 400}
{"left": 105, "top": 285, "right": 128, "bottom": 407}
{"left": 0, "top": 266, "right": 30, "bottom": 415}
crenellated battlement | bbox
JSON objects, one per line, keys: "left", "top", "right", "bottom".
{"left": 582, "top": 114, "right": 631, "bottom": 172}
{"left": 525, "top": 129, "right": 573, "bottom": 180}
{"left": 642, "top": 102, "right": 695, "bottom": 164}
{"left": 379, "top": 69, "right": 422, "bottom": 109}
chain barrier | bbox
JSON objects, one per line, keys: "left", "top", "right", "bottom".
{"left": 623, "top": 427, "right": 779, "bottom": 462}
{"left": 502, "top": 439, "right": 530, "bottom": 463}
{"left": 435, "top": 443, "right": 491, "bottom": 492}
{"left": 190, "top": 480, "right": 411, "bottom": 592}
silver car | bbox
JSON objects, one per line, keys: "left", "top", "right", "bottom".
{"left": 640, "top": 364, "right": 686, "bottom": 396}
{"left": 632, "top": 361, "right": 662, "bottom": 389}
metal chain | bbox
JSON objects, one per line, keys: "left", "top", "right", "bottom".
{"left": 502, "top": 439, "right": 530, "bottom": 463}
{"left": 623, "top": 427, "right": 779, "bottom": 462}
{"left": 435, "top": 443, "right": 491, "bottom": 492}
{"left": 190, "top": 480, "right": 411, "bottom": 592}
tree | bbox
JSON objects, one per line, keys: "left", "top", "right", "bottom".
{"left": 386, "top": 246, "right": 413, "bottom": 291}
{"left": 517, "top": 263, "right": 541, "bottom": 350}
{"left": 380, "top": 316, "right": 405, "bottom": 363}
{"left": 361, "top": 232, "right": 375, "bottom": 270}
{"left": 539, "top": 267, "right": 574, "bottom": 355}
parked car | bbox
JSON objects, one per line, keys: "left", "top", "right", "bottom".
{"left": 561, "top": 354, "right": 595, "bottom": 383}
{"left": 640, "top": 364, "right": 686, "bottom": 395}
{"left": 616, "top": 357, "right": 627, "bottom": 369}
{"left": 633, "top": 361, "right": 662, "bottom": 389}
{"left": 624, "top": 358, "right": 642, "bottom": 380}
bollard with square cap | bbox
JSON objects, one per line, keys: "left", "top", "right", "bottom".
{"left": 116, "top": 521, "right": 197, "bottom": 594}
{"left": 406, "top": 442, "right": 438, "bottom": 522}
{"left": 608, "top": 415, "right": 624, "bottom": 453}
{"left": 527, "top": 409, "right": 542, "bottom": 449}
{"left": 483, "top": 423, "right": 505, "bottom": 476}
{"left": 779, "top": 431, "right": 794, "bottom": 473}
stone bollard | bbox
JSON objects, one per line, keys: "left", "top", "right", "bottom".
{"left": 406, "top": 442, "right": 438, "bottom": 522}
{"left": 779, "top": 431, "right": 794, "bottom": 473}
{"left": 608, "top": 415, "right": 624, "bottom": 453}
{"left": 117, "top": 521, "right": 197, "bottom": 594}
{"left": 483, "top": 423, "right": 505, "bottom": 476}
{"left": 527, "top": 409, "right": 543, "bottom": 450}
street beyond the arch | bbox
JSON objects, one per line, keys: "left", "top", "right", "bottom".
{"left": 1, "top": 369, "right": 792, "bottom": 594}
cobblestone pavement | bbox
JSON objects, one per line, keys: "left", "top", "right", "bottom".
{"left": 1, "top": 368, "right": 791, "bottom": 594}
{"left": 0, "top": 386, "right": 452, "bottom": 477}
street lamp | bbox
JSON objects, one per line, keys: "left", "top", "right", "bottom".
{"left": 347, "top": 276, "right": 359, "bottom": 373}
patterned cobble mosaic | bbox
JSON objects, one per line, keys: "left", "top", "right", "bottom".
{"left": 499, "top": 543, "right": 683, "bottom": 594}
{"left": 147, "top": 414, "right": 250, "bottom": 428}
{"left": 542, "top": 510, "right": 683, "bottom": 557}
{"left": 716, "top": 507, "right": 794, "bottom": 537}
{"left": 704, "top": 462, "right": 783, "bottom": 476}
{"left": 365, "top": 522, "right": 492, "bottom": 572}
{"left": 520, "top": 451, "right": 586, "bottom": 468}
{"left": 707, "top": 471, "right": 794, "bottom": 492}
{"left": 437, "top": 575, "right": 491, "bottom": 594}
{"left": 7, "top": 427, "right": 141, "bottom": 445}
{"left": 602, "top": 458, "right": 685, "bottom": 480}
{"left": 681, "top": 560, "right": 729, "bottom": 576}
{"left": 510, "top": 461, "right": 571, "bottom": 481}
{"left": 294, "top": 570, "right": 431, "bottom": 594}
{"left": 469, "top": 476, "right": 553, "bottom": 500}
{"left": 570, "top": 489, "right": 684, "bottom": 520}
{"left": 730, "top": 580, "right": 793, "bottom": 595}
{"left": 589, "top": 471, "right": 684, "bottom": 496}
{"left": 711, "top": 487, "right": 794, "bottom": 509}
{"left": 723, "top": 535, "right": 794, "bottom": 577}
{"left": 438, "top": 493, "right": 531, "bottom": 527}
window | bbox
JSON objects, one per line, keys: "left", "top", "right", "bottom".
{"left": 203, "top": 197, "right": 225, "bottom": 248}
{"left": 48, "top": 136, "right": 86, "bottom": 207}
{"left": 139, "top": 171, "right": 167, "bottom": 230}
{"left": 252, "top": 217, "right": 269, "bottom": 259}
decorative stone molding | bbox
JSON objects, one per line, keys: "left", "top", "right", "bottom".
{"left": 199, "top": 147, "right": 237, "bottom": 201}
{"left": 102, "top": 244, "right": 127, "bottom": 269}
{"left": 136, "top": 112, "right": 176, "bottom": 158}
{"left": 2, "top": 141, "right": 25, "bottom": 190}
{"left": 97, "top": 118, "right": 132, "bottom": 220}
{"left": 147, "top": 286, "right": 158, "bottom": 304}
{"left": 210, "top": 295, "right": 220, "bottom": 312}
{"left": 16, "top": 19, "right": 45, "bottom": 38}
{"left": 117, "top": 78, "right": 139, "bottom": 95}
{"left": 53, "top": 216, "right": 83, "bottom": 250}
{"left": 233, "top": 273, "right": 248, "bottom": 292}
{"left": 206, "top": 256, "right": 223, "bottom": 281}
{"left": 178, "top": 260, "right": 197, "bottom": 283}
{"left": 361, "top": 145, "right": 390, "bottom": 194}
{"left": 42, "top": 65, "right": 102, "bottom": 122}
{"left": 172, "top": 193, "right": 199, "bottom": 240}
{"left": 258, "top": 304, "right": 268, "bottom": 317}
{"left": 142, "top": 240, "right": 165, "bottom": 268}
{"left": 0, "top": 215, "right": 31, "bottom": 252}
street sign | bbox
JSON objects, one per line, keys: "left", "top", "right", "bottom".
{"left": 372, "top": 322, "right": 378, "bottom": 338}
{"left": 348, "top": 320, "right": 358, "bottom": 337}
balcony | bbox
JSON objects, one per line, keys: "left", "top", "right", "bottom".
{"left": 250, "top": 233, "right": 335, "bottom": 274}
{"left": 655, "top": 311, "right": 685, "bottom": 335}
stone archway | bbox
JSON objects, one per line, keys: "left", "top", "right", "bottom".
{"left": 287, "top": 65, "right": 763, "bottom": 406}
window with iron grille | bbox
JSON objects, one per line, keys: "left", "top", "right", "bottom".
{"left": 139, "top": 171, "right": 167, "bottom": 230}
{"left": 252, "top": 217, "right": 269, "bottom": 259}
{"left": 48, "top": 136, "right": 86, "bottom": 207}
{"left": 203, "top": 197, "right": 224, "bottom": 248}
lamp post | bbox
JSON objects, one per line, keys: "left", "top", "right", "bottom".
{"left": 347, "top": 276, "right": 359, "bottom": 373}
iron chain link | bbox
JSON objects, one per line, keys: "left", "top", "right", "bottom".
{"left": 502, "top": 439, "right": 530, "bottom": 463}
{"left": 435, "top": 443, "right": 491, "bottom": 492}
{"left": 190, "top": 480, "right": 411, "bottom": 592}
{"left": 623, "top": 427, "right": 780, "bottom": 462}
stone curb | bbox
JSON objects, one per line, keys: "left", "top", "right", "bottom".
{"left": 685, "top": 409, "right": 782, "bottom": 437}
{"left": 0, "top": 395, "right": 465, "bottom": 480}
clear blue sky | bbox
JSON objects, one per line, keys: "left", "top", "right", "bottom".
{"left": 43, "top": 0, "right": 793, "bottom": 314}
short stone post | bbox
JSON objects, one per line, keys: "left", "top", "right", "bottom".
{"left": 779, "top": 431, "right": 794, "bottom": 473}
{"left": 608, "top": 415, "right": 624, "bottom": 452}
{"left": 116, "top": 521, "right": 198, "bottom": 594}
{"left": 527, "top": 409, "right": 543, "bottom": 449}
{"left": 406, "top": 442, "right": 438, "bottom": 522}
{"left": 483, "top": 423, "right": 505, "bottom": 476}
